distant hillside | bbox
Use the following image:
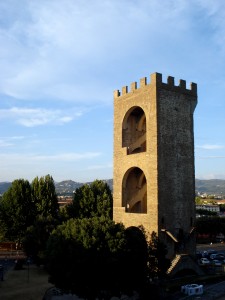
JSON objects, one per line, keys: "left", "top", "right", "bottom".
{"left": 0, "top": 179, "right": 224, "bottom": 197}
{"left": 55, "top": 179, "right": 224, "bottom": 196}
{"left": 55, "top": 179, "right": 113, "bottom": 195}
{"left": 0, "top": 179, "right": 113, "bottom": 196}
{"left": 195, "top": 179, "right": 225, "bottom": 196}
{"left": 0, "top": 182, "right": 12, "bottom": 196}
{"left": 55, "top": 180, "right": 84, "bottom": 195}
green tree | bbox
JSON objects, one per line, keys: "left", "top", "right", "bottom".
{"left": 31, "top": 174, "right": 59, "bottom": 219}
{"left": 147, "top": 231, "right": 170, "bottom": 279}
{"left": 46, "top": 217, "right": 126, "bottom": 298}
{"left": 0, "top": 179, "right": 36, "bottom": 241}
{"left": 23, "top": 216, "right": 58, "bottom": 265}
{"left": 196, "top": 216, "right": 225, "bottom": 242}
{"left": 220, "top": 204, "right": 225, "bottom": 213}
{"left": 122, "top": 226, "right": 148, "bottom": 291}
{"left": 219, "top": 204, "right": 225, "bottom": 213}
{"left": 195, "top": 197, "right": 204, "bottom": 205}
{"left": 196, "top": 209, "right": 217, "bottom": 216}
{"left": 22, "top": 175, "right": 59, "bottom": 262}
{"left": 66, "top": 180, "right": 113, "bottom": 220}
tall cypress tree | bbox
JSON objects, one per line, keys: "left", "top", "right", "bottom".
{"left": 0, "top": 179, "right": 35, "bottom": 241}
{"left": 31, "top": 174, "right": 59, "bottom": 219}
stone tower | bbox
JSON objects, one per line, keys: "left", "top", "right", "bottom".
{"left": 113, "top": 72, "right": 197, "bottom": 259}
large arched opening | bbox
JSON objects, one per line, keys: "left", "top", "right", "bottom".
{"left": 122, "top": 167, "right": 147, "bottom": 213}
{"left": 122, "top": 106, "right": 146, "bottom": 154}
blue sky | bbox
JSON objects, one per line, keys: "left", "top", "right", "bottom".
{"left": 0, "top": 0, "right": 225, "bottom": 183}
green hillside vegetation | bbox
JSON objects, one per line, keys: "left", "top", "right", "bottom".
{"left": 195, "top": 179, "right": 225, "bottom": 195}
{"left": 0, "top": 178, "right": 224, "bottom": 196}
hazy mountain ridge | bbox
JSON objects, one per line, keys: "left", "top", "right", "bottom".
{"left": 0, "top": 179, "right": 113, "bottom": 196}
{"left": 55, "top": 179, "right": 113, "bottom": 195}
{"left": 0, "top": 179, "right": 223, "bottom": 196}
{"left": 0, "top": 182, "right": 12, "bottom": 195}
{"left": 195, "top": 179, "right": 225, "bottom": 195}
{"left": 55, "top": 180, "right": 84, "bottom": 195}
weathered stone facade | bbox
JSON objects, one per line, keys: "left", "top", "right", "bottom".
{"left": 113, "top": 72, "right": 197, "bottom": 259}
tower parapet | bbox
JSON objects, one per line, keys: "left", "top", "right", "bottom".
{"left": 114, "top": 72, "right": 197, "bottom": 98}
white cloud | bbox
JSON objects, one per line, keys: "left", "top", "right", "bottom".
{"left": 0, "top": 106, "right": 83, "bottom": 127}
{"left": 1, "top": 0, "right": 225, "bottom": 103}
{"left": 0, "top": 140, "right": 13, "bottom": 147}
{"left": 34, "top": 152, "right": 102, "bottom": 162}
{"left": 0, "top": 136, "right": 26, "bottom": 147}
{"left": 196, "top": 0, "right": 225, "bottom": 51}
{"left": 196, "top": 144, "right": 224, "bottom": 150}
{"left": 86, "top": 163, "right": 113, "bottom": 170}
{"left": 1, "top": 0, "right": 225, "bottom": 182}
{"left": 0, "top": 151, "right": 103, "bottom": 182}
{"left": 10, "top": 136, "right": 26, "bottom": 140}
{"left": 196, "top": 173, "right": 225, "bottom": 180}
{"left": 0, "top": 151, "right": 101, "bottom": 164}
{"left": 197, "top": 156, "right": 225, "bottom": 159}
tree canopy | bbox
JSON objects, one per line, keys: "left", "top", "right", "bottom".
{"left": 66, "top": 179, "right": 113, "bottom": 220}
{"left": 46, "top": 217, "right": 127, "bottom": 297}
{"left": 0, "top": 179, "right": 35, "bottom": 241}
{"left": 46, "top": 220, "right": 168, "bottom": 298}
{"left": 0, "top": 175, "right": 170, "bottom": 299}
{"left": 196, "top": 216, "right": 225, "bottom": 242}
{"left": 31, "top": 174, "right": 59, "bottom": 219}
{"left": 147, "top": 231, "right": 170, "bottom": 279}
{"left": 0, "top": 175, "right": 59, "bottom": 263}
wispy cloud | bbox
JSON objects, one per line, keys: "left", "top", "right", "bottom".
{"left": 1, "top": 0, "right": 225, "bottom": 182}
{"left": 0, "top": 140, "right": 13, "bottom": 147}
{"left": 0, "top": 152, "right": 101, "bottom": 164}
{"left": 0, "top": 151, "right": 103, "bottom": 182}
{"left": 197, "top": 156, "right": 225, "bottom": 159}
{"left": 10, "top": 136, "right": 26, "bottom": 140}
{"left": 196, "top": 173, "right": 225, "bottom": 180}
{"left": 86, "top": 163, "right": 113, "bottom": 170}
{"left": 0, "top": 106, "right": 83, "bottom": 127}
{"left": 197, "top": 0, "right": 225, "bottom": 52}
{"left": 1, "top": 1, "right": 225, "bottom": 103}
{"left": 196, "top": 144, "right": 224, "bottom": 150}
{"left": 33, "top": 152, "right": 102, "bottom": 162}
{"left": 0, "top": 135, "right": 27, "bottom": 147}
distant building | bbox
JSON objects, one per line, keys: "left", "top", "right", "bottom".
{"left": 196, "top": 204, "right": 220, "bottom": 213}
{"left": 57, "top": 196, "right": 73, "bottom": 207}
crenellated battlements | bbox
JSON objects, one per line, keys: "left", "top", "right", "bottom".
{"left": 114, "top": 72, "right": 197, "bottom": 98}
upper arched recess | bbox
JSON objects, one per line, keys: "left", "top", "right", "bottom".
{"left": 122, "top": 106, "right": 146, "bottom": 155}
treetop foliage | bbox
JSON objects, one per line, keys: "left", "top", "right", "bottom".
{"left": 0, "top": 179, "right": 35, "bottom": 241}
{"left": 66, "top": 179, "right": 113, "bottom": 220}
{"left": 0, "top": 174, "right": 59, "bottom": 243}
{"left": 46, "top": 217, "right": 127, "bottom": 295}
{"left": 31, "top": 174, "right": 59, "bottom": 219}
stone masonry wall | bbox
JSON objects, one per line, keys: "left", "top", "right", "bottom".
{"left": 113, "top": 72, "right": 197, "bottom": 259}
